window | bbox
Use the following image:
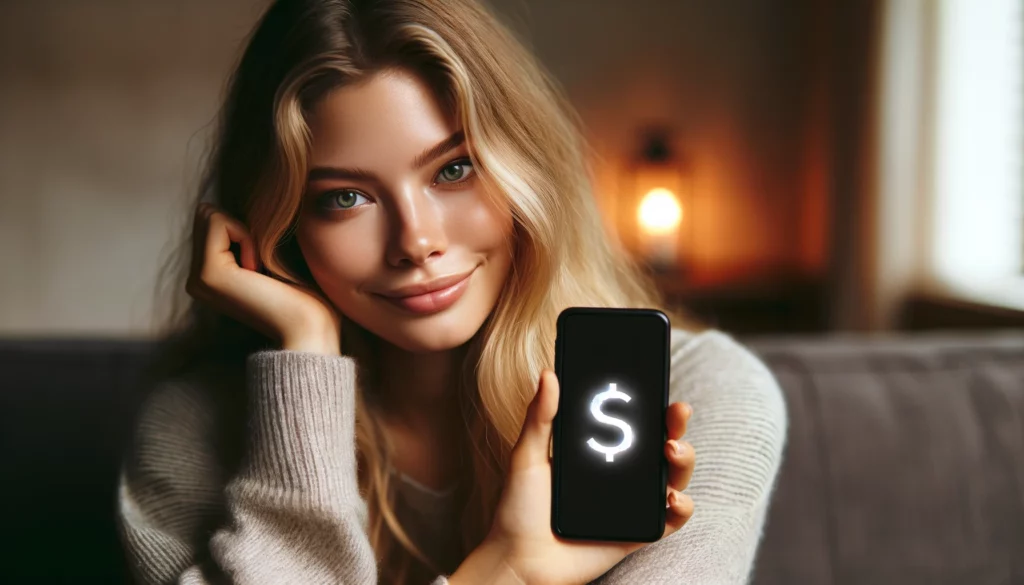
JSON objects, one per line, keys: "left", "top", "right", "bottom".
{"left": 929, "top": 0, "right": 1023, "bottom": 307}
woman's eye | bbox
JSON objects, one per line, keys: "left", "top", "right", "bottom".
{"left": 436, "top": 158, "right": 475, "bottom": 184}
{"left": 319, "top": 189, "right": 369, "bottom": 211}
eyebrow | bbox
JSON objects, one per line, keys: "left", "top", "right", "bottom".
{"left": 307, "top": 130, "right": 466, "bottom": 182}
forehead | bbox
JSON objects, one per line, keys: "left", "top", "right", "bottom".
{"left": 306, "top": 69, "right": 457, "bottom": 166}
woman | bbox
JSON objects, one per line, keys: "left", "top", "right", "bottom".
{"left": 117, "top": 0, "right": 788, "bottom": 583}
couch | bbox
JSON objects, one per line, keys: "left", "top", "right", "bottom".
{"left": 2, "top": 331, "right": 1022, "bottom": 583}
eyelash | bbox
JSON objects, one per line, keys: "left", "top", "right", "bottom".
{"left": 315, "top": 157, "right": 476, "bottom": 213}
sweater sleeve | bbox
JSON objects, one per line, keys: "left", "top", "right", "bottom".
{"left": 593, "top": 330, "right": 789, "bottom": 585}
{"left": 117, "top": 350, "right": 379, "bottom": 584}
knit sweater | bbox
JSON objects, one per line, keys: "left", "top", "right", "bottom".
{"left": 117, "top": 329, "right": 788, "bottom": 584}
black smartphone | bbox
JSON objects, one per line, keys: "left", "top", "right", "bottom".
{"left": 551, "top": 306, "right": 671, "bottom": 542}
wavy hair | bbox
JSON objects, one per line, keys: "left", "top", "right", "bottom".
{"left": 150, "top": 0, "right": 688, "bottom": 582}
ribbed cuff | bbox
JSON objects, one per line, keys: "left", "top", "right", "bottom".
{"left": 241, "top": 350, "right": 361, "bottom": 507}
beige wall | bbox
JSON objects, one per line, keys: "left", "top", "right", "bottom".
{"left": 0, "top": 0, "right": 814, "bottom": 337}
{"left": 0, "top": 0, "right": 271, "bottom": 336}
{"left": 491, "top": 1, "right": 812, "bottom": 276}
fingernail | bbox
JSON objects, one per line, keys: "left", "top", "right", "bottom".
{"left": 670, "top": 440, "right": 680, "bottom": 455}
{"left": 685, "top": 403, "right": 693, "bottom": 417}
{"left": 669, "top": 490, "right": 678, "bottom": 506}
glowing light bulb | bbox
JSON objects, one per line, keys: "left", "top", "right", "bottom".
{"left": 637, "top": 188, "right": 682, "bottom": 235}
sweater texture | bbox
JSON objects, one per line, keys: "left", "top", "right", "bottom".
{"left": 117, "top": 329, "right": 788, "bottom": 584}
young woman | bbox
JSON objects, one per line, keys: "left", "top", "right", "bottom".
{"left": 117, "top": 0, "right": 788, "bottom": 583}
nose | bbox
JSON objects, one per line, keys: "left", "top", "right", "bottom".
{"left": 385, "top": 184, "right": 448, "bottom": 268}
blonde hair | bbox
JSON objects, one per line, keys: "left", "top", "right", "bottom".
{"left": 151, "top": 0, "right": 688, "bottom": 582}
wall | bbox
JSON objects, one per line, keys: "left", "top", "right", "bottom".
{"left": 0, "top": 0, "right": 820, "bottom": 337}
{"left": 490, "top": 0, "right": 818, "bottom": 279}
{"left": 0, "top": 0, "right": 269, "bottom": 336}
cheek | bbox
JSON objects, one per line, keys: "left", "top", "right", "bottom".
{"left": 446, "top": 189, "right": 515, "bottom": 252}
{"left": 296, "top": 218, "right": 381, "bottom": 295}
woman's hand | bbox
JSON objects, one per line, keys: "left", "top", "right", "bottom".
{"left": 185, "top": 202, "right": 342, "bottom": 355}
{"left": 452, "top": 370, "right": 696, "bottom": 585}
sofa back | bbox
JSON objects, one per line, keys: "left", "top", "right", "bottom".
{"left": 747, "top": 333, "right": 1024, "bottom": 585}
{"left": 2, "top": 332, "right": 1023, "bottom": 583}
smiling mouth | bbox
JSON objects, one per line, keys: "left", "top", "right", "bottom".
{"left": 374, "top": 268, "right": 476, "bottom": 315}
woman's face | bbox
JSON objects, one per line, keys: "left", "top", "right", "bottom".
{"left": 295, "top": 68, "right": 515, "bottom": 353}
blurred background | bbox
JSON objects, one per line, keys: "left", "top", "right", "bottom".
{"left": 1, "top": 0, "right": 1020, "bottom": 338}
{"left": 1, "top": 1, "right": 1023, "bottom": 583}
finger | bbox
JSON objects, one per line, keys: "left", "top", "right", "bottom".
{"left": 205, "top": 212, "right": 255, "bottom": 271}
{"left": 663, "top": 490, "right": 695, "bottom": 536}
{"left": 510, "top": 369, "right": 560, "bottom": 469}
{"left": 666, "top": 402, "right": 691, "bottom": 441}
{"left": 665, "top": 439, "right": 695, "bottom": 491}
{"left": 536, "top": 370, "right": 559, "bottom": 423}
{"left": 226, "top": 221, "right": 258, "bottom": 271}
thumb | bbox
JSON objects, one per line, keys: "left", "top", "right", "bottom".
{"left": 511, "top": 369, "right": 560, "bottom": 468}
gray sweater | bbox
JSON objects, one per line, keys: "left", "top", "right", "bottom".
{"left": 117, "top": 329, "right": 788, "bottom": 584}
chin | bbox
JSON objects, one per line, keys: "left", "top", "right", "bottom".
{"left": 380, "top": 316, "right": 483, "bottom": 353}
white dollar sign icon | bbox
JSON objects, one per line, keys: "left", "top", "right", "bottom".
{"left": 586, "top": 383, "right": 634, "bottom": 462}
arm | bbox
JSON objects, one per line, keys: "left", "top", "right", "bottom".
{"left": 594, "top": 331, "right": 789, "bottom": 585}
{"left": 118, "top": 350, "right": 378, "bottom": 584}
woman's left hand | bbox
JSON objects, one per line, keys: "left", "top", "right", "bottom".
{"left": 455, "top": 369, "right": 696, "bottom": 585}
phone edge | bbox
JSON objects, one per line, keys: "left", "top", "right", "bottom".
{"left": 550, "top": 306, "right": 671, "bottom": 542}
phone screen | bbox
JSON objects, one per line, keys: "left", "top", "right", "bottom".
{"left": 551, "top": 307, "right": 670, "bottom": 542}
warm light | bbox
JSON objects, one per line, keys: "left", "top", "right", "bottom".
{"left": 637, "top": 188, "right": 683, "bottom": 235}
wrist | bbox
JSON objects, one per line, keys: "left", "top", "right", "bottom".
{"left": 449, "top": 538, "right": 526, "bottom": 585}
{"left": 280, "top": 330, "right": 340, "bottom": 355}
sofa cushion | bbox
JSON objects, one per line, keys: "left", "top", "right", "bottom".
{"left": 747, "top": 332, "right": 1024, "bottom": 585}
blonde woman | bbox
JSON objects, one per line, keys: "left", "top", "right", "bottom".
{"left": 117, "top": 0, "right": 788, "bottom": 583}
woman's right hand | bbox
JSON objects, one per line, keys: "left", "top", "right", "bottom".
{"left": 451, "top": 370, "right": 695, "bottom": 585}
{"left": 185, "top": 202, "right": 342, "bottom": 355}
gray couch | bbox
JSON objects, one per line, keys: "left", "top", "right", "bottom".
{"left": 2, "top": 332, "right": 1022, "bottom": 583}
{"left": 747, "top": 333, "right": 1024, "bottom": 585}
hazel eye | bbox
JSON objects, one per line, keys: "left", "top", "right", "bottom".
{"left": 320, "top": 189, "right": 369, "bottom": 210}
{"left": 436, "top": 159, "right": 475, "bottom": 184}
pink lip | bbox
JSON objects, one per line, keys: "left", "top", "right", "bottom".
{"left": 376, "top": 268, "right": 476, "bottom": 315}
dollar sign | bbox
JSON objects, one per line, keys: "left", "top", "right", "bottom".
{"left": 586, "top": 383, "right": 634, "bottom": 462}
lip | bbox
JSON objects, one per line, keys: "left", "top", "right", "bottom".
{"left": 375, "top": 268, "right": 476, "bottom": 315}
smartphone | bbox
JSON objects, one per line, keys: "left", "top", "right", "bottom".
{"left": 551, "top": 306, "right": 671, "bottom": 542}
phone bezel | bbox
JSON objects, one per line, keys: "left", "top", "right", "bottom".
{"left": 550, "top": 306, "right": 670, "bottom": 542}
